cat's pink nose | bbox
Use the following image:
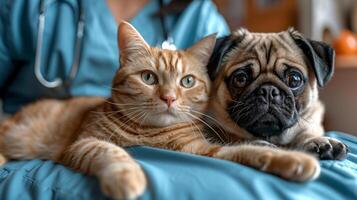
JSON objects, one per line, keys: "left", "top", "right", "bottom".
{"left": 160, "top": 95, "right": 176, "bottom": 107}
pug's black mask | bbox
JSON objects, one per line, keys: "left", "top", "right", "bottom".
{"left": 225, "top": 69, "right": 302, "bottom": 137}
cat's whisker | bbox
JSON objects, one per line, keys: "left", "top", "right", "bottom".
{"left": 231, "top": 99, "right": 244, "bottom": 104}
{"left": 83, "top": 113, "right": 114, "bottom": 129}
{"left": 176, "top": 105, "right": 190, "bottom": 112}
{"left": 122, "top": 110, "right": 146, "bottom": 125}
{"left": 91, "top": 107, "right": 134, "bottom": 115}
{"left": 115, "top": 110, "right": 147, "bottom": 142}
{"left": 92, "top": 104, "right": 159, "bottom": 116}
{"left": 109, "top": 109, "right": 146, "bottom": 138}
{"left": 96, "top": 105, "right": 148, "bottom": 127}
{"left": 86, "top": 108, "right": 143, "bottom": 130}
{"left": 189, "top": 118, "right": 209, "bottom": 143}
{"left": 107, "top": 109, "right": 145, "bottom": 140}
{"left": 179, "top": 114, "right": 207, "bottom": 143}
{"left": 139, "top": 112, "right": 149, "bottom": 127}
{"left": 184, "top": 112, "right": 225, "bottom": 144}
{"left": 177, "top": 104, "right": 190, "bottom": 109}
{"left": 89, "top": 107, "right": 144, "bottom": 127}
{"left": 136, "top": 111, "right": 148, "bottom": 126}
{"left": 104, "top": 99, "right": 153, "bottom": 106}
{"left": 188, "top": 109, "right": 226, "bottom": 135}
{"left": 88, "top": 105, "right": 152, "bottom": 126}
{"left": 190, "top": 112, "right": 228, "bottom": 144}
{"left": 175, "top": 106, "right": 228, "bottom": 142}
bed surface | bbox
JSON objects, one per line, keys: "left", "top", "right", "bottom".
{"left": 0, "top": 131, "right": 356, "bottom": 200}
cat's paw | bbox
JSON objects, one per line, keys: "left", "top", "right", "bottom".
{"left": 303, "top": 136, "right": 349, "bottom": 160}
{"left": 100, "top": 163, "right": 147, "bottom": 200}
{"left": 257, "top": 151, "right": 320, "bottom": 182}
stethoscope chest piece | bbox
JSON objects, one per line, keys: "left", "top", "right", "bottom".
{"left": 161, "top": 36, "right": 176, "bottom": 50}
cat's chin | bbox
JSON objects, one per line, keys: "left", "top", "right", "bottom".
{"left": 142, "top": 112, "right": 185, "bottom": 127}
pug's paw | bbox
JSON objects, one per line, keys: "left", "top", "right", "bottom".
{"left": 258, "top": 151, "right": 320, "bottom": 182}
{"left": 303, "top": 137, "right": 349, "bottom": 160}
{"left": 100, "top": 163, "right": 147, "bottom": 200}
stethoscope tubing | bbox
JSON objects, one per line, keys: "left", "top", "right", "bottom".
{"left": 35, "top": 0, "right": 175, "bottom": 91}
{"left": 34, "top": 0, "right": 85, "bottom": 89}
{"left": 34, "top": 1, "right": 63, "bottom": 88}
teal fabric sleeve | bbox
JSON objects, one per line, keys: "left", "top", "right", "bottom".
{"left": 0, "top": 131, "right": 356, "bottom": 200}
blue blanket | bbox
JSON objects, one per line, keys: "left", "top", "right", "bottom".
{"left": 0, "top": 132, "right": 356, "bottom": 200}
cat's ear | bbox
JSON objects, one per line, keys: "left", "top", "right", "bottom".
{"left": 118, "top": 21, "right": 150, "bottom": 63}
{"left": 186, "top": 34, "right": 217, "bottom": 66}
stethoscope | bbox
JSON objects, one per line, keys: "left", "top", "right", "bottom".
{"left": 34, "top": 0, "right": 176, "bottom": 93}
{"left": 35, "top": 0, "right": 85, "bottom": 90}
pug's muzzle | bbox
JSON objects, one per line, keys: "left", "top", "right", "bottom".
{"left": 227, "top": 83, "right": 297, "bottom": 137}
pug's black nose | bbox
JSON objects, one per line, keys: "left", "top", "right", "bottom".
{"left": 258, "top": 85, "right": 281, "bottom": 103}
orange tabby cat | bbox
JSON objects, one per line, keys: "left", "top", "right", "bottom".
{"left": 0, "top": 22, "right": 319, "bottom": 200}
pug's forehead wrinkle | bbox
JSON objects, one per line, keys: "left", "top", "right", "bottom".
{"left": 237, "top": 32, "right": 295, "bottom": 54}
{"left": 225, "top": 58, "right": 259, "bottom": 77}
{"left": 223, "top": 33, "right": 309, "bottom": 78}
{"left": 256, "top": 73, "right": 290, "bottom": 89}
{"left": 274, "top": 34, "right": 296, "bottom": 52}
{"left": 237, "top": 36, "right": 263, "bottom": 54}
{"left": 261, "top": 40, "right": 274, "bottom": 67}
{"left": 276, "top": 57, "right": 308, "bottom": 75}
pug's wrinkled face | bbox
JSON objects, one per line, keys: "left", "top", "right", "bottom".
{"left": 225, "top": 50, "right": 308, "bottom": 137}
{"left": 208, "top": 29, "right": 334, "bottom": 141}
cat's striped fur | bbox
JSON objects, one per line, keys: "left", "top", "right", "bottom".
{"left": 0, "top": 22, "right": 319, "bottom": 200}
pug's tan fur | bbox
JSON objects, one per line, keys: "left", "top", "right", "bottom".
{"left": 208, "top": 29, "right": 347, "bottom": 176}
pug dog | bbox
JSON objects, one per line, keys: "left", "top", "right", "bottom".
{"left": 205, "top": 28, "right": 349, "bottom": 180}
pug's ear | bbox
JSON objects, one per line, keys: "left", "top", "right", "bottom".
{"left": 207, "top": 29, "right": 246, "bottom": 80}
{"left": 289, "top": 29, "right": 335, "bottom": 87}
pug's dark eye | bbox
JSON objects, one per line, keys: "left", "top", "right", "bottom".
{"left": 232, "top": 71, "right": 249, "bottom": 88}
{"left": 286, "top": 71, "right": 304, "bottom": 89}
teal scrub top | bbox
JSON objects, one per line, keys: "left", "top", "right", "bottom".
{"left": 0, "top": 0, "right": 230, "bottom": 113}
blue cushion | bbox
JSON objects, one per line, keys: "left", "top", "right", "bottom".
{"left": 0, "top": 131, "right": 356, "bottom": 200}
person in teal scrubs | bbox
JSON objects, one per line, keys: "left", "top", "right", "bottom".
{"left": 0, "top": 1, "right": 356, "bottom": 200}
{"left": 0, "top": 0, "right": 229, "bottom": 113}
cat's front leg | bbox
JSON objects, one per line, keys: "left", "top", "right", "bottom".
{"left": 182, "top": 141, "right": 320, "bottom": 182}
{"left": 59, "top": 137, "right": 146, "bottom": 200}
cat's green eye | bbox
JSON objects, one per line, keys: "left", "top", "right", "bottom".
{"left": 181, "top": 75, "right": 196, "bottom": 88}
{"left": 141, "top": 71, "right": 158, "bottom": 85}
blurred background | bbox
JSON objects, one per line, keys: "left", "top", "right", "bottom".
{"left": 213, "top": 0, "right": 357, "bottom": 135}
{"left": 1, "top": 0, "right": 357, "bottom": 135}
